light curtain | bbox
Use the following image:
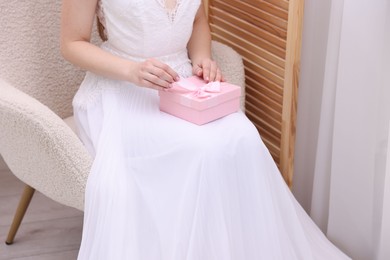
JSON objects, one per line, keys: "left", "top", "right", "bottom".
{"left": 293, "top": 0, "right": 390, "bottom": 259}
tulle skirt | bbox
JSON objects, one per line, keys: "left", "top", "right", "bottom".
{"left": 73, "top": 73, "right": 350, "bottom": 260}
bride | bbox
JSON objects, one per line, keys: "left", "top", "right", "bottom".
{"left": 60, "top": 0, "right": 351, "bottom": 259}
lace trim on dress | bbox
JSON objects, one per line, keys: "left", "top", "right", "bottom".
{"left": 156, "top": 0, "right": 182, "bottom": 23}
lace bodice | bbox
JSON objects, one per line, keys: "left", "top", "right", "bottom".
{"left": 96, "top": 0, "right": 200, "bottom": 59}
{"left": 74, "top": 0, "right": 200, "bottom": 109}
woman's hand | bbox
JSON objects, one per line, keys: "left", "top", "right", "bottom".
{"left": 129, "top": 58, "right": 180, "bottom": 91}
{"left": 187, "top": 3, "right": 224, "bottom": 83}
{"left": 192, "top": 58, "right": 224, "bottom": 82}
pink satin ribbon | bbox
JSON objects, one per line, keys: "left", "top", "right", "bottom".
{"left": 171, "top": 78, "right": 221, "bottom": 98}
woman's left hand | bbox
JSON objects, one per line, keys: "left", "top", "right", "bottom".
{"left": 192, "top": 58, "right": 224, "bottom": 82}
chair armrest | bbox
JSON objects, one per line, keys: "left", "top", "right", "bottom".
{"left": 211, "top": 41, "right": 245, "bottom": 110}
{"left": 0, "top": 79, "right": 91, "bottom": 211}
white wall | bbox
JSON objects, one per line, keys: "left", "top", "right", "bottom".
{"left": 378, "top": 123, "right": 390, "bottom": 259}
{"left": 326, "top": 2, "right": 390, "bottom": 258}
{"left": 293, "top": 0, "right": 332, "bottom": 212}
{"left": 293, "top": 0, "right": 390, "bottom": 259}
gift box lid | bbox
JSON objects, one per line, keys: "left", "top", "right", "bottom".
{"left": 159, "top": 76, "right": 241, "bottom": 111}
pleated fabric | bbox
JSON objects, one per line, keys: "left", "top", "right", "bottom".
{"left": 72, "top": 0, "right": 351, "bottom": 259}
{"left": 73, "top": 74, "right": 350, "bottom": 259}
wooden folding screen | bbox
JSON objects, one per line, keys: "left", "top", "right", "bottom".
{"left": 205, "top": 0, "right": 304, "bottom": 187}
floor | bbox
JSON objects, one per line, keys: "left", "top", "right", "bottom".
{"left": 0, "top": 169, "right": 83, "bottom": 260}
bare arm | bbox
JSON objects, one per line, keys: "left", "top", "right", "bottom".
{"left": 60, "top": 0, "right": 178, "bottom": 90}
{"left": 187, "top": 2, "right": 223, "bottom": 82}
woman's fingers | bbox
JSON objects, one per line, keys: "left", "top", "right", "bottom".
{"left": 193, "top": 59, "right": 223, "bottom": 82}
{"left": 215, "top": 68, "right": 222, "bottom": 82}
{"left": 135, "top": 57, "right": 224, "bottom": 91}
{"left": 153, "top": 60, "right": 180, "bottom": 82}
{"left": 143, "top": 72, "right": 172, "bottom": 89}
{"left": 137, "top": 59, "right": 179, "bottom": 90}
{"left": 141, "top": 79, "right": 168, "bottom": 91}
{"left": 192, "top": 65, "right": 203, "bottom": 77}
{"left": 208, "top": 61, "right": 217, "bottom": 82}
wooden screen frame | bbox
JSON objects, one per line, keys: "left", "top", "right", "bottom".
{"left": 205, "top": 0, "right": 304, "bottom": 187}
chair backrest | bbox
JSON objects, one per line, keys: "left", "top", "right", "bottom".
{"left": 0, "top": 79, "right": 91, "bottom": 210}
{"left": 0, "top": 0, "right": 100, "bottom": 119}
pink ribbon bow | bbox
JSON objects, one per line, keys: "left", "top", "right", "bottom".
{"left": 170, "top": 77, "right": 221, "bottom": 98}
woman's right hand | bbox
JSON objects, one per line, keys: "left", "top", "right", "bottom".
{"left": 129, "top": 58, "right": 180, "bottom": 91}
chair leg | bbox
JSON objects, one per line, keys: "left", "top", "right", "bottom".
{"left": 5, "top": 185, "right": 35, "bottom": 245}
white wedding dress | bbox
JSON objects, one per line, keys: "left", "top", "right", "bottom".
{"left": 73, "top": 0, "right": 351, "bottom": 259}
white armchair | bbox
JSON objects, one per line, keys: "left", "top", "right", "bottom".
{"left": 0, "top": 0, "right": 245, "bottom": 245}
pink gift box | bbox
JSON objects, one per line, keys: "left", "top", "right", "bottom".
{"left": 159, "top": 76, "right": 241, "bottom": 125}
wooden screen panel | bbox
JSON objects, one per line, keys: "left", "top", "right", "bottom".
{"left": 206, "top": 0, "right": 304, "bottom": 187}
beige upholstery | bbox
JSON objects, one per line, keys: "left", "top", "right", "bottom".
{"left": 0, "top": 80, "right": 92, "bottom": 210}
{"left": 211, "top": 41, "right": 245, "bottom": 108}
{"left": 0, "top": 0, "right": 88, "bottom": 119}
{"left": 0, "top": 0, "right": 245, "bottom": 212}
